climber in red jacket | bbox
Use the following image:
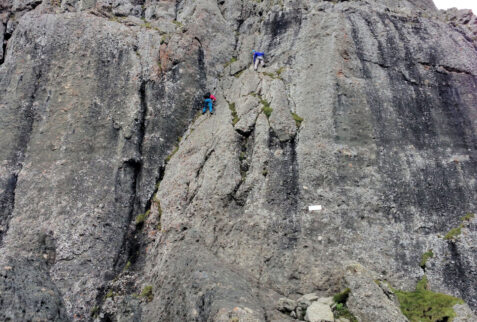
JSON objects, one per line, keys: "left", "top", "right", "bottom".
{"left": 206, "top": 92, "right": 216, "bottom": 102}
{"left": 203, "top": 92, "right": 217, "bottom": 114}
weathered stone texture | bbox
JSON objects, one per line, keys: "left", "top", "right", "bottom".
{"left": 0, "top": 0, "right": 476, "bottom": 321}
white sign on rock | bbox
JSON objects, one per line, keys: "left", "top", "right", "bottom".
{"left": 308, "top": 205, "right": 322, "bottom": 212}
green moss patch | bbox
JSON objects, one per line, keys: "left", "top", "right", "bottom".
{"left": 443, "top": 213, "right": 474, "bottom": 241}
{"left": 333, "top": 288, "right": 350, "bottom": 304}
{"left": 141, "top": 285, "right": 154, "bottom": 302}
{"left": 444, "top": 226, "right": 462, "bottom": 240}
{"left": 105, "top": 290, "right": 114, "bottom": 299}
{"left": 394, "top": 276, "right": 464, "bottom": 322}
{"left": 260, "top": 99, "right": 273, "bottom": 118}
{"left": 262, "top": 67, "right": 285, "bottom": 80}
{"left": 420, "top": 250, "right": 434, "bottom": 269}
{"left": 228, "top": 102, "right": 239, "bottom": 125}
{"left": 332, "top": 288, "right": 357, "bottom": 322}
{"left": 291, "top": 112, "right": 304, "bottom": 127}
{"left": 334, "top": 303, "right": 358, "bottom": 322}
{"left": 165, "top": 137, "right": 182, "bottom": 164}
{"left": 262, "top": 72, "right": 276, "bottom": 78}
{"left": 155, "top": 199, "right": 162, "bottom": 231}
{"left": 135, "top": 213, "right": 146, "bottom": 225}
{"left": 276, "top": 66, "right": 285, "bottom": 77}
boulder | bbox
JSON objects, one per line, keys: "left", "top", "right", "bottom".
{"left": 305, "top": 301, "right": 334, "bottom": 322}
{"left": 277, "top": 297, "right": 297, "bottom": 313}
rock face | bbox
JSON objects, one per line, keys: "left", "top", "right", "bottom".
{"left": 1, "top": 0, "right": 477, "bottom": 321}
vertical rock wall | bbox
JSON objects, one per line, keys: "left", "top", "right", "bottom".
{"left": 0, "top": 0, "right": 476, "bottom": 321}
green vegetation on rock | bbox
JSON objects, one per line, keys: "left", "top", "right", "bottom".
{"left": 233, "top": 69, "right": 245, "bottom": 78}
{"left": 224, "top": 57, "right": 237, "bottom": 68}
{"left": 420, "top": 250, "right": 434, "bottom": 269}
{"left": 291, "top": 112, "right": 304, "bottom": 127}
{"left": 262, "top": 67, "right": 285, "bottom": 80}
{"left": 276, "top": 66, "right": 285, "bottom": 77}
{"left": 394, "top": 276, "right": 464, "bottom": 322}
{"left": 228, "top": 102, "right": 239, "bottom": 125}
{"left": 444, "top": 226, "right": 462, "bottom": 240}
{"left": 156, "top": 199, "right": 162, "bottom": 231}
{"left": 334, "top": 303, "right": 358, "bottom": 322}
{"left": 165, "top": 137, "right": 182, "bottom": 164}
{"left": 332, "top": 288, "right": 357, "bottom": 322}
{"left": 165, "top": 145, "right": 179, "bottom": 163}
{"left": 443, "top": 213, "right": 474, "bottom": 241}
{"left": 262, "top": 72, "right": 276, "bottom": 78}
{"left": 141, "top": 285, "right": 154, "bottom": 302}
{"left": 172, "top": 20, "right": 183, "bottom": 28}
{"left": 90, "top": 305, "right": 99, "bottom": 318}
{"left": 260, "top": 98, "right": 273, "bottom": 118}
{"left": 135, "top": 213, "right": 146, "bottom": 225}
{"left": 333, "top": 288, "right": 350, "bottom": 304}
{"left": 105, "top": 290, "right": 114, "bottom": 299}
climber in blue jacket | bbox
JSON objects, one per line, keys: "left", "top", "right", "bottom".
{"left": 252, "top": 50, "right": 265, "bottom": 71}
{"left": 202, "top": 94, "right": 214, "bottom": 114}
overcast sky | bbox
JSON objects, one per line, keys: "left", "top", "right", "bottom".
{"left": 433, "top": 0, "right": 476, "bottom": 13}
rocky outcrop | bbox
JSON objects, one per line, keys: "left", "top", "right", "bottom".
{"left": 345, "top": 264, "right": 408, "bottom": 322}
{"left": 1, "top": 0, "right": 477, "bottom": 321}
{"left": 0, "top": 6, "right": 207, "bottom": 321}
{"left": 441, "top": 8, "right": 477, "bottom": 47}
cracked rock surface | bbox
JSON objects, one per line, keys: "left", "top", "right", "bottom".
{"left": 0, "top": 0, "right": 477, "bottom": 321}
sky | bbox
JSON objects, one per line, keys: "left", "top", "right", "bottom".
{"left": 433, "top": 0, "right": 476, "bottom": 13}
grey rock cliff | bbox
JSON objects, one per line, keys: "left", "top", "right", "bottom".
{"left": 0, "top": 0, "right": 476, "bottom": 321}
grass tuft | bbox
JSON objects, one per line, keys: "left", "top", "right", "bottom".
{"left": 443, "top": 213, "right": 474, "bottom": 241}
{"left": 394, "top": 276, "right": 464, "bottom": 322}
{"left": 141, "top": 285, "right": 154, "bottom": 302}
{"left": 444, "top": 227, "right": 461, "bottom": 240}
{"left": 228, "top": 102, "right": 239, "bottom": 125}
{"left": 260, "top": 99, "right": 273, "bottom": 118}
{"left": 263, "top": 72, "right": 275, "bottom": 78}
{"left": 420, "top": 250, "right": 434, "bottom": 269}
{"left": 332, "top": 288, "right": 357, "bottom": 322}
{"left": 334, "top": 303, "right": 358, "bottom": 322}
{"left": 291, "top": 112, "right": 304, "bottom": 127}
{"left": 333, "top": 288, "right": 351, "bottom": 304}
{"left": 276, "top": 66, "right": 285, "bottom": 77}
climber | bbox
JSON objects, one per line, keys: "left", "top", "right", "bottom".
{"left": 252, "top": 50, "right": 265, "bottom": 71}
{"left": 205, "top": 92, "right": 217, "bottom": 102}
{"left": 202, "top": 93, "right": 214, "bottom": 114}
